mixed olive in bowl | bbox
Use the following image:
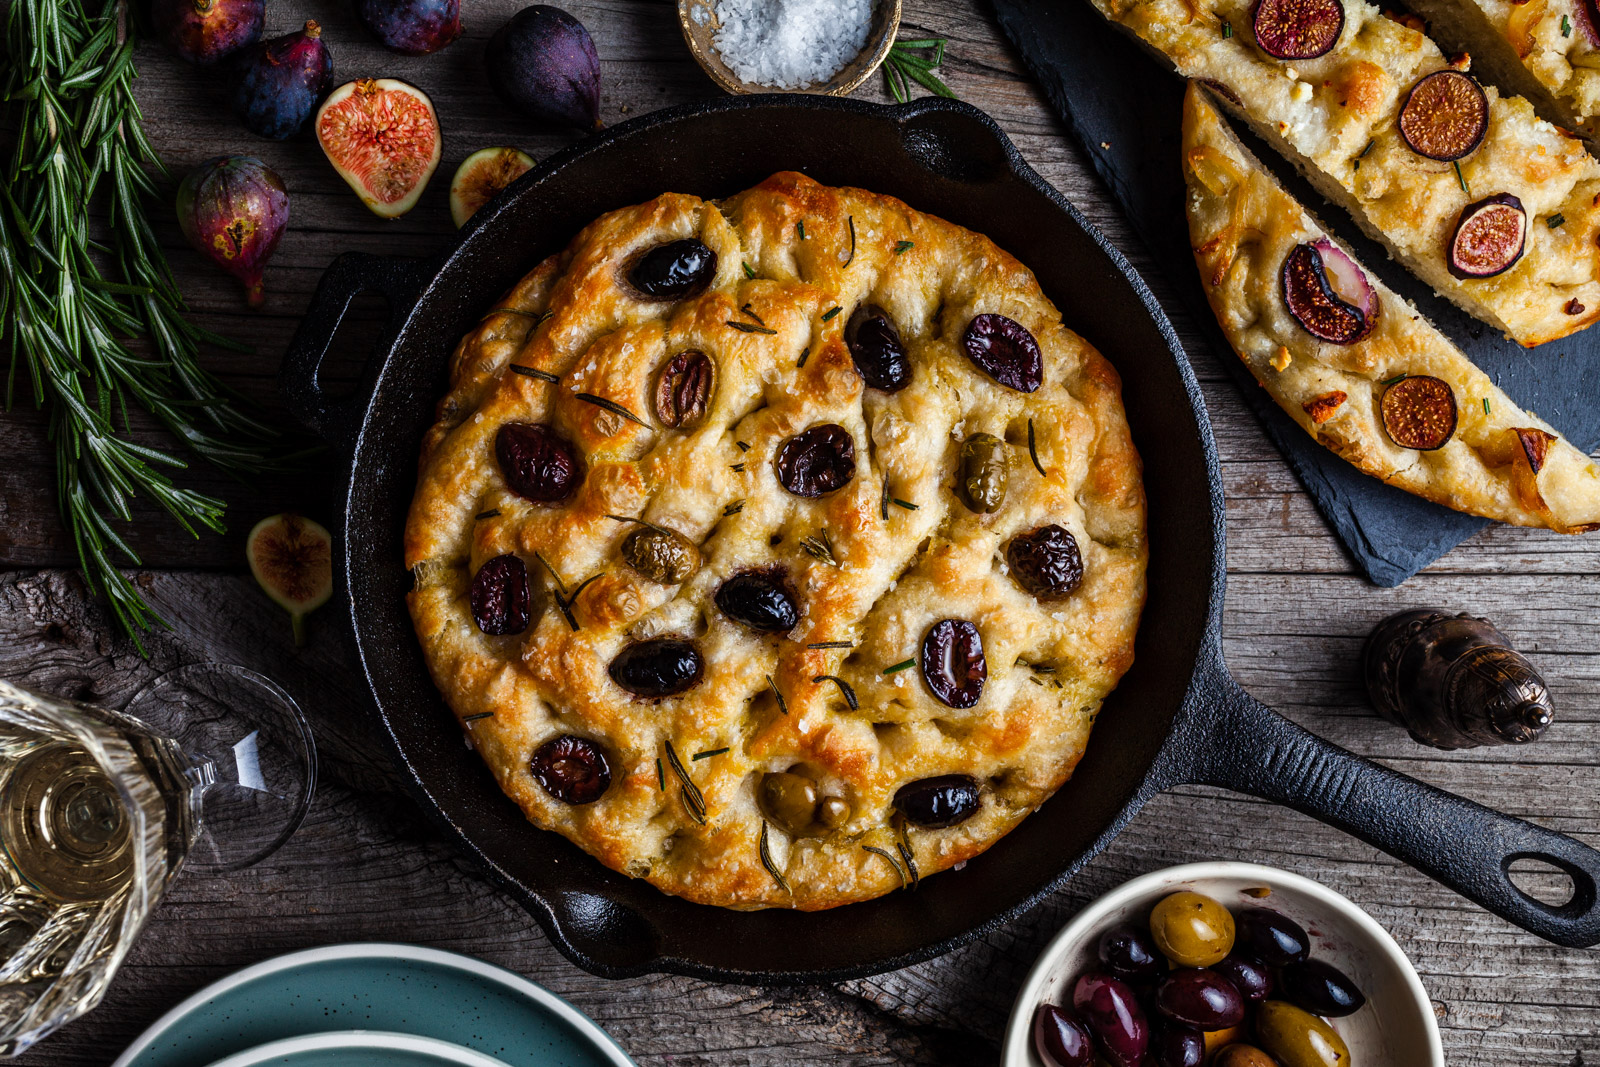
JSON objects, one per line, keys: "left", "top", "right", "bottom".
{"left": 1001, "top": 862, "right": 1442, "bottom": 1067}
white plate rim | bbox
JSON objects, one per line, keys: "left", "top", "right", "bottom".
{"left": 111, "top": 942, "right": 634, "bottom": 1067}
{"left": 998, "top": 860, "right": 1445, "bottom": 1067}
{"left": 202, "top": 1030, "right": 512, "bottom": 1067}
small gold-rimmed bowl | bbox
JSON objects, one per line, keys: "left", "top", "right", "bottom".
{"left": 677, "top": 0, "right": 902, "bottom": 96}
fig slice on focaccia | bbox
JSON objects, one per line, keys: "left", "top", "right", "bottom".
{"left": 1091, "top": 0, "right": 1600, "bottom": 346}
{"left": 1183, "top": 82, "right": 1600, "bottom": 532}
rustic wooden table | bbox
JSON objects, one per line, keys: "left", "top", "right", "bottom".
{"left": 7, "top": 1, "right": 1597, "bottom": 1063}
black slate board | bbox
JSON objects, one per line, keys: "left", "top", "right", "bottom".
{"left": 990, "top": 0, "right": 1600, "bottom": 584}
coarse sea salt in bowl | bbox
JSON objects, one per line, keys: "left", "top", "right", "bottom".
{"left": 677, "top": 0, "right": 901, "bottom": 96}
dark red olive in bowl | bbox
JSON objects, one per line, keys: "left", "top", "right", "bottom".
{"left": 608, "top": 637, "right": 704, "bottom": 697}
{"left": 1281, "top": 242, "right": 1374, "bottom": 345}
{"left": 469, "top": 553, "right": 531, "bottom": 636}
{"left": 775, "top": 423, "right": 856, "bottom": 497}
{"left": 1234, "top": 907, "right": 1310, "bottom": 965}
{"left": 1251, "top": 0, "right": 1345, "bottom": 59}
{"left": 1151, "top": 1023, "right": 1205, "bottom": 1067}
{"left": 1071, "top": 972, "right": 1148, "bottom": 1067}
{"left": 845, "top": 304, "right": 912, "bottom": 392}
{"left": 961, "top": 313, "right": 1042, "bottom": 392}
{"left": 892, "top": 774, "right": 981, "bottom": 828}
{"left": 1212, "top": 953, "right": 1275, "bottom": 1003}
{"left": 1448, "top": 193, "right": 1526, "bottom": 279}
{"left": 626, "top": 238, "right": 717, "bottom": 301}
{"left": 495, "top": 422, "right": 582, "bottom": 503}
{"left": 1154, "top": 969, "right": 1246, "bottom": 1030}
{"left": 921, "top": 619, "right": 986, "bottom": 708}
{"left": 1098, "top": 923, "right": 1166, "bottom": 982}
{"left": 529, "top": 734, "right": 611, "bottom": 804}
{"left": 1398, "top": 70, "right": 1489, "bottom": 162}
{"left": 1007, "top": 524, "right": 1084, "bottom": 600}
{"left": 1033, "top": 1003, "right": 1095, "bottom": 1067}
{"left": 1280, "top": 957, "right": 1366, "bottom": 1017}
{"left": 714, "top": 570, "right": 799, "bottom": 633}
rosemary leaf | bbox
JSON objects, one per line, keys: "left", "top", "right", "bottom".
{"left": 894, "top": 240, "right": 914, "bottom": 254}
{"left": 766, "top": 674, "right": 789, "bottom": 715}
{"left": 736, "top": 440, "right": 751, "bottom": 452}
{"left": 726, "top": 320, "right": 778, "bottom": 335}
{"left": 797, "top": 221, "right": 806, "bottom": 240}
{"left": 1454, "top": 160, "right": 1469, "bottom": 195}
{"left": 881, "top": 477, "right": 890, "bottom": 520}
{"left": 657, "top": 757, "right": 664, "bottom": 791}
{"left": 1379, "top": 373, "right": 1407, "bottom": 386}
{"left": 462, "top": 712, "right": 494, "bottom": 722}
{"left": 663, "top": 740, "right": 707, "bottom": 824}
{"left": 509, "top": 365, "right": 559, "bottom": 383}
{"left": 797, "top": 346, "right": 811, "bottom": 368}
{"left": 863, "top": 844, "right": 908, "bottom": 889}
{"left": 575, "top": 392, "right": 648, "bottom": 426}
{"left": 895, "top": 819, "right": 920, "bottom": 889}
{"left": 742, "top": 260, "right": 756, "bottom": 279}
{"left": 1548, "top": 213, "right": 1567, "bottom": 229}
{"left": 730, "top": 462, "right": 746, "bottom": 472}
{"left": 739, "top": 302, "right": 766, "bottom": 327}
{"left": 892, "top": 498, "right": 919, "bottom": 511}
{"left": 1483, "top": 397, "right": 1491, "bottom": 415}
{"left": 759, "top": 822, "right": 791, "bottom": 894}
{"left": 808, "top": 640, "right": 854, "bottom": 649}
{"left": 813, "top": 674, "right": 859, "bottom": 710}
{"left": 1221, "top": 19, "right": 1232, "bottom": 36}
{"left": 821, "top": 305, "right": 842, "bottom": 322}
{"left": 692, "top": 747, "right": 729, "bottom": 761}
{"left": 1027, "top": 418, "right": 1048, "bottom": 476}
{"left": 475, "top": 508, "right": 501, "bottom": 520}
{"left": 724, "top": 499, "right": 745, "bottom": 516}
{"left": 844, "top": 215, "right": 856, "bottom": 267}
{"left": 800, "top": 531, "right": 837, "bottom": 565}
{"left": 882, "top": 659, "right": 916, "bottom": 675}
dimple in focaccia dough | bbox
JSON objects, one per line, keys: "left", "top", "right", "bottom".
{"left": 404, "top": 172, "right": 1147, "bottom": 910}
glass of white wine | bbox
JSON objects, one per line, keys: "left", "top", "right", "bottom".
{"left": 0, "top": 664, "right": 315, "bottom": 1055}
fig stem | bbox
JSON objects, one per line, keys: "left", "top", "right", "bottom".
{"left": 291, "top": 610, "right": 308, "bottom": 647}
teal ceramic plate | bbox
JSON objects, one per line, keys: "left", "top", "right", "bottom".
{"left": 111, "top": 943, "right": 634, "bottom": 1067}
{"left": 206, "top": 1031, "right": 510, "bottom": 1067}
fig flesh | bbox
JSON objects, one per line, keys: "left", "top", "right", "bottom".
{"left": 1382, "top": 375, "right": 1458, "bottom": 450}
{"left": 450, "top": 147, "right": 535, "bottom": 228}
{"left": 233, "top": 21, "right": 333, "bottom": 140}
{"left": 1398, "top": 70, "right": 1488, "bottom": 161}
{"left": 152, "top": 0, "right": 262, "bottom": 64}
{"left": 316, "top": 79, "right": 442, "bottom": 219}
{"left": 246, "top": 514, "right": 333, "bottom": 646}
{"left": 1281, "top": 242, "right": 1374, "bottom": 344}
{"left": 486, "top": 5, "right": 602, "bottom": 130}
{"left": 176, "top": 156, "right": 289, "bottom": 308}
{"left": 356, "top": 0, "right": 461, "bottom": 55}
{"left": 1252, "top": 0, "right": 1345, "bottom": 60}
{"left": 1448, "top": 193, "right": 1526, "bottom": 279}
{"left": 1310, "top": 238, "right": 1377, "bottom": 321}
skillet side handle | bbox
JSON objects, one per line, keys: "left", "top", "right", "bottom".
{"left": 282, "top": 252, "right": 427, "bottom": 450}
{"left": 1193, "top": 671, "right": 1600, "bottom": 948}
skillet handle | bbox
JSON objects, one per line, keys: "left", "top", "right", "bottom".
{"left": 282, "top": 251, "right": 428, "bottom": 451}
{"left": 1187, "top": 668, "right": 1600, "bottom": 948}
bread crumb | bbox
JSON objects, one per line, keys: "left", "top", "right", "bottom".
{"left": 1270, "top": 346, "right": 1293, "bottom": 371}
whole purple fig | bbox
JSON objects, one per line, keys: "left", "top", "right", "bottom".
{"left": 152, "top": 0, "right": 263, "bottom": 64}
{"left": 176, "top": 157, "right": 289, "bottom": 308}
{"left": 356, "top": 0, "right": 461, "bottom": 55}
{"left": 485, "top": 5, "right": 601, "bottom": 130}
{"left": 234, "top": 21, "right": 334, "bottom": 140}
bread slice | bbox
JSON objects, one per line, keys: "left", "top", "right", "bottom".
{"left": 1183, "top": 82, "right": 1600, "bottom": 531}
{"left": 1091, "top": 0, "right": 1600, "bottom": 346}
{"left": 1405, "top": 0, "right": 1600, "bottom": 139}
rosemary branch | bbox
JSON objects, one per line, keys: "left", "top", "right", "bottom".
{"left": 884, "top": 37, "right": 958, "bottom": 104}
{"left": 0, "top": 0, "right": 281, "bottom": 646}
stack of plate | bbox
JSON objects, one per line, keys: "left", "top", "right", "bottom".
{"left": 112, "top": 943, "right": 634, "bottom": 1067}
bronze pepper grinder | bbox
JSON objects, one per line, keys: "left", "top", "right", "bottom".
{"left": 1363, "top": 609, "right": 1555, "bottom": 750}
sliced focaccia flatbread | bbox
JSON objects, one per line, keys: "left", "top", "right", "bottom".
{"left": 1406, "top": 0, "right": 1600, "bottom": 140}
{"left": 1183, "top": 82, "right": 1600, "bottom": 532}
{"left": 1092, "top": 0, "right": 1600, "bottom": 346}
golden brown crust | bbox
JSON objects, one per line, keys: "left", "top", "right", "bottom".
{"left": 404, "top": 172, "right": 1148, "bottom": 910}
{"left": 1092, "top": 0, "right": 1600, "bottom": 346}
{"left": 1184, "top": 83, "right": 1600, "bottom": 532}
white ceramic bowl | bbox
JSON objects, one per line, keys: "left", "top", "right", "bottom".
{"left": 1001, "top": 861, "right": 1443, "bottom": 1067}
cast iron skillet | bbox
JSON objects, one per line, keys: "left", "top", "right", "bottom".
{"left": 283, "top": 95, "right": 1600, "bottom": 983}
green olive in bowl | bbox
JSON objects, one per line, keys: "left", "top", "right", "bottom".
{"left": 1256, "top": 1000, "right": 1352, "bottom": 1067}
{"left": 1148, "top": 890, "right": 1235, "bottom": 967}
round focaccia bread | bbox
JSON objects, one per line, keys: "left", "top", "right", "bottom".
{"left": 404, "top": 171, "right": 1148, "bottom": 911}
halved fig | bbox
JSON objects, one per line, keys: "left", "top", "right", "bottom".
{"left": 1398, "top": 70, "right": 1488, "bottom": 162}
{"left": 1448, "top": 194, "right": 1526, "bottom": 279}
{"left": 1382, "top": 375, "right": 1457, "bottom": 450}
{"left": 1281, "top": 242, "right": 1375, "bottom": 344}
{"left": 1515, "top": 428, "right": 1556, "bottom": 474}
{"left": 316, "top": 78, "right": 441, "bottom": 218}
{"left": 450, "top": 146, "right": 534, "bottom": 228}
{"left": 1576, "top": 0, "right": 1600, "bottom": 47}
{"left": 1252, "top": 0, "right": 1345, "bottom": 59}
{"left": 246, "top": 513, "right": 333, "bottom": 645}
